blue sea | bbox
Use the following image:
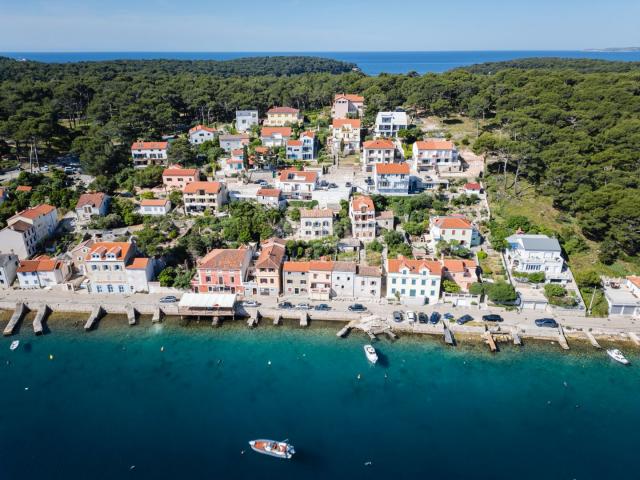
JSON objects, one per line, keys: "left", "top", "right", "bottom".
{"left": 1, "top": 317, "right": 639, "bottom": 480}
{"left": 2, "top": 51, "right": 640, "bottom": 75}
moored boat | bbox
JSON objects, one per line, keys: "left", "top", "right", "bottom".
{"left": 248, "top": 439, "right": 295, "bottom": 459}
{"left": 9, "top": 340, "right": 19, "bottom": 351}
{"left": 607, "top": 349, "right": 630, "bottom": 365}
{"left": 364, "top": 344, "right": 378, "bottom": 364}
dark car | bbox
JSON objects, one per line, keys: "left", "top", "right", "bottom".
{"left": 443, "top": 313, "right": 454, "bottom": 320}
{"left": 345, "top": 182, "right": 352, "bottom": 188}
{"left": 159, "top": 295, "right": 178, "bottom": 303}
{"left": 392, "top": 311, "right": 403, "bottom": 323}
{"left": 418, "top": 312, "right": 428, "bottom": 324}
{"left": 348, "top": 304, "right": 367, "bottom": 313}
{"left": 278, "top": 301, "right": 294, "bottom": 310}
{"left": 327, "top": 183, "right": 338, "bottom": 189}
{"left": 314, "top": 304, "right": 331, "bottom": 311}
{"left": 456, "top": 314, "right": 474, "bottom": 325}
{"left": 482, "top": 314, "right": 504, "bottom": 322}
{"left": 429, "top": 312, "right": 441, "bottom": 324}
{"left": 535, "top": 318, "right": 559, "bottom": 328}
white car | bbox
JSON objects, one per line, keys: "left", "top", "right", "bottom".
{"left": 405, "top": 310, "right": 417, "bottom": 322}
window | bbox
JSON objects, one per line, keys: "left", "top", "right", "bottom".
{"left": 430, "top": 290, "right": 435, "bottom": 296}
{"left": 102, "top": 265, "right": 109, "bottom": 270}
{"left": 118, "top": 285, "right": 125, "bottom": 293}
{"left": 96, "top": 286, "right": 102, "bottom": 293}
{"left": 91, "top": 265, "right": 97, "bottom": 271}
{"left": 114, "top": 265, "right": 120, "bottom": 271}
{"left": 107, "top": 285, "right": 114, "bottom": 293}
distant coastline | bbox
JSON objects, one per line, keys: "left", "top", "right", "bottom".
{"left": 584, "top": 47, "right": 640, "bottom": 52}
{"left": 4, "top": 50, "right": 640, "bottom": 75}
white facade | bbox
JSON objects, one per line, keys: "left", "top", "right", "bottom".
{"left": 506, "top": 234, "right": 565, "bottom": 279}
{"left": 131, "top": 142, "right": 168, "bottom": 168}
{"left": 275, "top": 170, "right": 318, "bottom": 200}
{"left": 0, "top": 205, "right": 58, "bottom": 259}
{"left": 331, "top": 94, "right": 364, "bottom": 119}
{"left": 299, "top": 209, "right": 334, "bottom": 240}
{"left": 374, "top": 111, "right": 408, "bottom": 138}
{"left": 362, "top": 140, "right": 398, "bottom": 173}
{"left": 85, "top": 242, "right": 153, "bottom": 294}
{"left": 188, "top": 125, "right": 216, "bottom": 145}
{"left": 219, "top": 135, "right": 249, "bottom": 152}
{"left": 261, "top": 127, "right": 291, "bottom": 148}
{"left": 286, "top": 132, "right": 316, "bottom": 161}
{"left": 16, "top": 257, "right": 70, "bottom": 289}
{"left": 75, "top": 193, "right": 109, "bottom": 221}
{"left": 412, "top": 140, "right": 460, "bottom": 172}
{"left": 386, "top": 258, "right": 442, "bottom": 305}
{"left": 374, "top": 163, "right": 411, "bottom": 195}
{"left": 331, "top": 119, "right": 361, "bottom": 155}
{"left": 236, "top": 110, "right": 259, "bottom": 132}
{"left": 354, "top": 267, "right": 382, "bottom": 299}
{"left": 430, "top": 216, "right": 480, "bottom": 247}
{"left": 0, "top": 254, "right": 19, "bottom": 289}
{"left": 183, "top": 182, "right": 227, "bottom": 215}
{"left": 331, "top": 262, "right": 356, "bottom": 298}
{"left": 139, "top": 199, "right": 171, "bottom": 216}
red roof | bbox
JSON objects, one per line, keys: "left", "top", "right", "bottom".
{"left": 255, "top": 243, "right": 285, "bottom": 270}
{"left": 301, "top": 130, "right": 315, "bottom": 139}
{"left": 284, "top": 261, "right": 310, "bottom": 273}
{"left": 375, "top": 163, "right": 410, "bottom": 175}
{"left": 627, "top": 276, "right": 640, "bottom": 289}
{"left": 277, "top": 169, "right": 317, "bottom": 183}
{"left": 415, "top": 140, "right": 455, "bottom": 150}
{"left": 85, "top": 242, "right": 132, "bottom": 261}
{"left": 261, "top": 127, "right": 292, "bottom": 137}
{"left": 363, "top": 139, "right": 395, "bottom": 149}
{"left": 351, "top": 195, "right": 374, "bottom": 211}
{"left": 131, "top": 141, "right": 168, "bottom": 150}
{"left": 198, "top": 247, "right": 249, "bottom": 270}
{"left": 387, "top": 257, "right": 442, "bottom": 275}
{"left": 267, "top": 107, "right": 300, "bottom": 114}
{"left": 126, "top": 257, "right": 151, "bottom": 270}
{"left": 255, "top": 146, "right": 269, "bottom": 154}
{"left": 257, "top": 188, "right": 281, "bottom": 198}
{"left": 189, "top": 124, "right": 216, "bottom": 135}
{"left": 333, "top": 118, "right": 361, "bottom": 128}
{"left": 334, "top": 93, "right": 364, "bottom": 103}
{"left": 163, "top": 167, "right": 198, "bottom": 177}
{"left": 432, "top": 216, "right": 473, "bottom": 229}
{"left": 17, "top": 204, "right": 56, "bottom": 220}
{"left": 287, "top": 140, "right": 303, "bottom": 147}
{"left": 140, "top": 199, "right": 169, "bottom": 207}
{"left": 442, "top": 259, "right": 477, "bottom": 273}
{"left": 300, "top": 208, "right": 333, "bottom": 218}
{"left": 76, "top": 192, "right": 107, "bottom": 209}
{"left": 16, "top": 185, "right": 32, "bottom": 192}
{"left": 464, "top": 182, "right": 482, "bottom": 191}
{"left": 17, "top": 255, "right": 61, "bottom": 273}
{"left": 183, "top": 181, "right": 222, "bottom": 194}
{"left": 309, "top": 260, "right": 334, "bottom": 271}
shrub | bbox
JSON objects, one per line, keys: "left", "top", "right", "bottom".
{"left": 486, "top": 281, "right": 517, "bottom": 303}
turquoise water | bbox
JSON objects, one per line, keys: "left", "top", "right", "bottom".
{"left": 3, "top": 51, "right": 640, "bottom": 75}
{"left": 1, "top": 318, "right": 639, "bottom": 479}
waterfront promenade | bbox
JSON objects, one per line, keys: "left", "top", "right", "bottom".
{"left": 1, "top": 289, "right": 638, "bottom": 341}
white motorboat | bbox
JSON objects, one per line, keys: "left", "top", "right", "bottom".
{"left": 607, "top": 349, "right": 630, "bottom": 365}
{"left": 364, "top": 344, "right": 378, "bottom": 364}
{"left": 9, "top": 340, "right": 19, "bottom": 351}
{"left": 248, "top": 439, "right": 295, "bottom": 459}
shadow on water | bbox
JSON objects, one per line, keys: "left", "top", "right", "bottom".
{"left": 376, "top": 350, "right": 390, "bottom": 368}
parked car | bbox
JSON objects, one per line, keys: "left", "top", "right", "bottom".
{"left": 418, "top": 312, "right": 428, "bottom": 324}
{"left": 482, "top": 314, "right": 503, "bottom": 322}
{"left": 456, "top": 314, "right": 474, "bottom": 325}
{"left": 429, "top": 312, "right": 441, "bottom": 324}
{"left": 63, "top": 166, "right": 74, "bottom": 173}
{"left": 535, "top": 318, "right": 559, "bottom": 328}
{"left": 345, "top": 182, "right": 352, "bottom": 188}
{"left": 327, "top": 183, "right": 338, "bottom": 189}
{"left": 348, "top": 303, "right": 367, "bottom": 312}
{"left": 443, "top": 313, "right": 454, "bottom": 320}
{"left": 296, "top": 303, "right": 312, "bottom": 310}
{"left": 278, "top": 301, "right": 294, "bottom": 310}
{"left": 242, "top": 300, "right": 260, "bottom": 308}
{"left": 406, "top": 310, "right": 417, "bottom": 322}
{"left": 314, "top": 304, "right": 331, "bottom": 311}
{"left": 392, "top": 311, "right": 403, "bottom": 323}
{"left": 159, "top": 295, "right": 178, "bottom": 303}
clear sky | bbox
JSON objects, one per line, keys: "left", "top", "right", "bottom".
{"left": 2, "top": 0, "right": 639, "bottom": 51}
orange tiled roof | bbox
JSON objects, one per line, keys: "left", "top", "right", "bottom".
{"left": 627, "top": 276, "right": 640, "bottom": 289}
{"left": 333, "top": 118, "right": 361, "bottom": 128}
{"left": 387, "top": 257, "right": 442, "bottom": 275}
{"left": 432, "top": 216, "right": 472, "bottom": 229}
{"left": 140, "top": 199, "right": 169, "bottom": 207}
{"left": 351, "top": 195, "right": 374, "bottom": 211}
{"left": 255, "top": 243, "right": 285, "bottom": 270}
{"left": 257, "top": 188, "right": 281, "bottom": 198}
{"left": 16, "top": 185, "right": 32, "bottom": 192}
{"left": 267, "top": 107, "right": 299, "bottom": 114}
{"left": 363, "top": 139, "right": 395, "bottom": 149}
{"left": 284, "top": 261, "right": 309, "bottom": 273}
{"left": 198, "top": 247, "right": 249, "bottom": 270}
{"left": 163, "top": 167, "right": 198, "bottom": 177}
{"left": 189, "top": 124, "right": 216, "bottom": 135}
{"left": 85, "top": 242, "right": 132, "bottom": 261}
{"left": 442, "top": 259, "right": 477, "bottom": 273}
{"left": 464, "top": 182, "right": 482, "bottom": 191}
{"left": 17, "top": 256, "right": 61, "bottom": 273}
{"left": 334, "top": 93, "right": 364, "bottom": 103}
{"left": 375, "top": 163, "right": 410, "bottom": 175}
{"left": 300, "top": 208, "right": 333, "bottom": 218}
{"left": 255, "top": 146, "right": 269, "bottom": 154}
{"left": 126, "top": 257, "right": 150, "bottom": 270}
{"left": 131, "top": 141, "right": 168, "bottom": 150}
{"left": 309, "top": 260, "right": 333, "bottom": 271}
{"left": 277, "top": 169, "right": 317, "bottom": 183}
{"left": 17, "top": 204, "right": 56, "bottom": 220}
{"left": 76, "top": 192, "right": 107, "bottom": 209}
{"left": 261, "top": 127, "right": 292, "bottom": 137}
{"left": 415, "top": 140, "right": 455, "bottom": 150}
{"left": 287, "top": 140, "right": 303, "bottom": 147}
{"left": 183, "top": 181, "right": 222, "bottom": 194}
{"left": 301, "top": 130, "right": 315, "bottom": 138}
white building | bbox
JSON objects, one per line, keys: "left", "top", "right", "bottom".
{"left": 236, "top": 110, "right": 259, "bottom": 132}
{"left": 188, "top": 125, "right": 217, "bottom": 145}
{"left": 0, "top": 253, "right": 19, "bottom": 289}
{"left": 412, "top": 140, "right": 460, "bottom": 172}
{"left": 261, "top": 127, "right": 292, "bottom": 148}
{"left": 0, "top": 204, "right": 58, "bottom": 259}
{"left": 219, "top": 134, "right": 250, "bottom": 152}
{"left": 139, "top": 199, "right": 171, "bottom": 216}
{"left": 362, "top": 139, "right": 399, "bottom": 173}
{"left": 430, "top": 215, "right": 481, "bottom": 248}
{"left": 299, "top": 209, "right": 334, "bottom": 239}
{"left": 604, "top": 276, "right": 640, "bottom": 317}
{"left": 286, "top": 131, "right": 316, "bottom": 161}
{"left": 331, "top": 118, "right": 361, "bottom": 155}
{"left": 183, "top": 181, "right": 227, "bottom": 215}
{"left": 264, "top": 107, "right": 303, "bottom": 127}
{"left": 75, "top": 192, "right": 109, "bottom": 222}
{"left": 131, "top": 141, "right": 168, "bottom": 168}
{"left": 331, "top": 261, "right": 357, "bottom": 298}
{"left": 374, "top": 111, "right": 408, "bottom": 138}
{"left": 16, "top": 256, "right": 71, "bottom": 289}
{"left": 349, "top": 195, "right": 377, "bottom": 242}
{"left": 331, "top": 94, "right": 364, "bottom": 119}
{"left": 374, "top": 163, "right": 411, "bottom": 195}
{"left": 85, "top": 241, "right": 153, "bottom": 294}
{"left": 256, "top": 188, "right": 286, "bottom": 208}
{"left": 355, "top": 265, "right": 382, "bottom": 299}
{"left": 386, "top": 257, "right": 443, "bottom": 305}
{"left": 275, "top": 169, "right": 318, "bottom": 200}
{"left": 505, "top": 234, "right": 565, "bottom": 281}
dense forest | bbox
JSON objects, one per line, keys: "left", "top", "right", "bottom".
{"left": 0, "top": 56, "right": 639, "bottom": 262}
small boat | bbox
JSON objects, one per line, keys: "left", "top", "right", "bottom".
{"left": 364, "top": 344, "right": 378, "bottom": 364}
{"left": 607, "top": 349, "right": 630, "bottom": 365}
{"left": 9, "top": 340, "right": 19, "bottom": 351}
{"left": 248, "top": 439, "right": 295, "bottom": 459}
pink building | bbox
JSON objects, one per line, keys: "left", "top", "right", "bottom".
{"left": 162, "top": 166, "right": 200, "bottom": 190}
{"left": 192, "top": 247, "right": 253, "bottom": 295}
